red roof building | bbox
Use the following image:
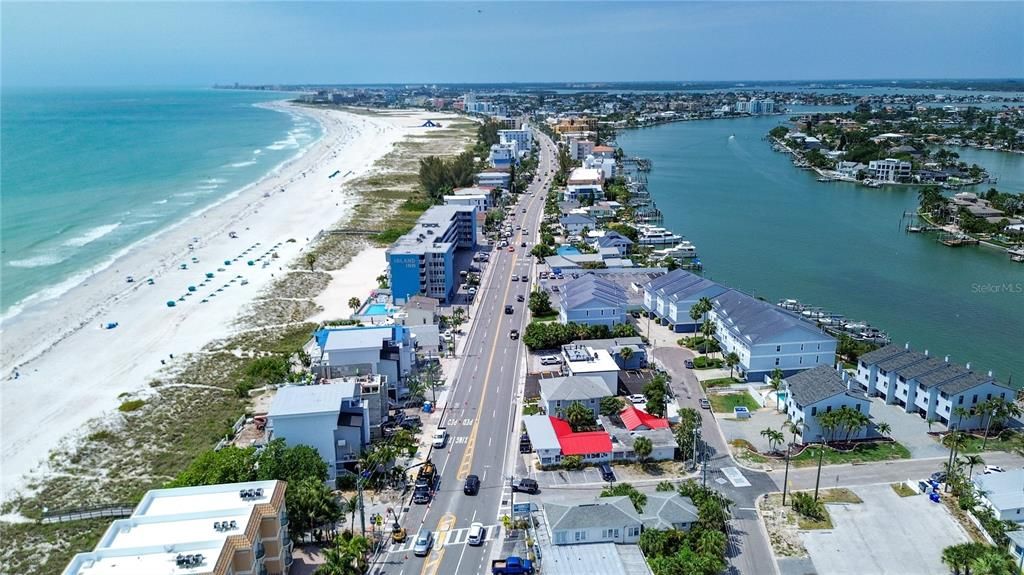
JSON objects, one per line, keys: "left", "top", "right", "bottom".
{"left": 548, "top": 416, "right": 612, "bottom": 456}
{"left": 619, "top": 405, "right": 671, "bottom": 431}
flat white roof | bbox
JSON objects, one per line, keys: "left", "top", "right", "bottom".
{"left": 69, "top": 543, "right": 224, "bottom": 575}
{"left": 564, "top": 347, "right": 619, "bottom": 374}
{"left": 269, "top": 382, "right": 355, "bottom": 418}
{"left": 137, "top": 480, "right": 276, "bottom": 517}
{"left": 104, "top": 510, "right": 251, "bottom": 549}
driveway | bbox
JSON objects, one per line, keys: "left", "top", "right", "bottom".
{"left": 802, "top": 484, "right": 969, "bottom": 575}
{"left": 718, "top": 407, "right": 792, "bottom": 453}
{"left": 866, "top": 397, "right": 948, "bottom": 459}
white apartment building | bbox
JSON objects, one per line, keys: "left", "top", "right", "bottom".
{"left": 782, "top": 365, "right": 871, "bottom": 442}
{"left": 498, "top": 126, "right": 533, "bottom": 153}
{"left": 64, "top": 481, "right": 292, "bottom": 575}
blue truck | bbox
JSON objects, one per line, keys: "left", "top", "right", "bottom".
{"left": 491, "top": 556, "right": 534, "bottom": 574}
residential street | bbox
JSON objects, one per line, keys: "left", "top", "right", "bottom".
{"left": 371, "top": 128, "right": 558, "bottom": 575}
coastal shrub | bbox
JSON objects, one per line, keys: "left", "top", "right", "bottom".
{"left": 118, "top": 399, "right": 145, "bottom": 413}
{"left": 601, "top": 482, "right": 647, "bottom": 514}
{"left": 562, "top": 455, "right": 583, "bottom": 470}
{"left": 791, "top": 492, "right": 826, "bottom": 521}
{"left": 656, "top": 481, "right": 675, "bottom": 492}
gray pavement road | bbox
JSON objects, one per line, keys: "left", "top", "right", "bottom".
{"left": 371, "top": 128, "right": 559, "bottom": 575}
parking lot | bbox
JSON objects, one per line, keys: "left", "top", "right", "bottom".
{"left": 717, "top": 405, "right": 791, "bottom": 452}
{"left": 802, "top": 484, "right": 969, "bottom": 575}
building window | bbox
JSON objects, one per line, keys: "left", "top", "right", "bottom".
{"left": 775, "top": 358, "right": 780, "bottom": 366}
{"left": 856, "top": 404, "right": 861, "bottom": 412}
{"left": 811, "top": 407, "right": 817, "bottom": 416}
{"left": 575, "top": 531, "right": 587, "bottom": 542}
{"left": 972, "top": 394, "right": 978, "bottom": 404}
{"left": 958, "top": 396, "right": 964, "bottom": 405}
{"left": 776, "top": 345, "right": 781, "bottom": 352}
{"left": 986, "top": 393, "right": 991, "bottom": 401}
{"left": 826, "top": 406, "right": 832, "bottom": 413}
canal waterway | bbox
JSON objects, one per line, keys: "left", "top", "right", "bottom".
{"left": 617, "top": 111, "right": 1024, "bottom": 382}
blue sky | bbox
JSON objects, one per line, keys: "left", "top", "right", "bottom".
{"left": 3, "top": 2, "right": 1022, "bottom": 86}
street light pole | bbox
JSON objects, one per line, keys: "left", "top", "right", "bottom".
{"left": 782, "top": 443, "right": 792, "bottom": 506}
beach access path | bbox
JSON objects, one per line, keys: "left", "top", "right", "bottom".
{"left": 0, "top": 103, "right": 448, "bottom": 502}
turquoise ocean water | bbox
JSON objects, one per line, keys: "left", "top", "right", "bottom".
{"left": 616, "top": 108, "right": 1024, "bottom": 382}
{"left": 0, "top": 88, "right": 319, "bottom": 322}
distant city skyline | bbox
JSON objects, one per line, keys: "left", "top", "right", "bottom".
{"left": 3, "top": 2, "right": 1022, "bottom": 87}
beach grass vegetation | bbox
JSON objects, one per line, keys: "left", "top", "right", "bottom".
{"left": 790, "top": 441, "right": 910, "bottom": 467}
{"left": 117, "top": 399, "right": 145, "bottom": 412}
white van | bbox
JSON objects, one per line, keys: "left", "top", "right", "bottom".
{"left": 467, "top": 522, "right": 485, "bottom": 546}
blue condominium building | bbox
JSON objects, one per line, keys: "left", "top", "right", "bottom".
{"left": 387, "top": 205, "right": 477, "bottom": 304}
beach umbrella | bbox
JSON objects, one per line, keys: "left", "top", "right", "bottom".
{"left": 188, "top": 286, "right": 197, "bottom": 292}
{"left": 206, "top": 272, "right": 214, "bottom": 278}
{"left": 224, "top": 260, "right": 231, "bottom": 265}
{"left": 166, "top": 301, "right": 176, "bottom": 308}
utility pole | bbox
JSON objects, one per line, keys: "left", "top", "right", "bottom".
{"left": 813, "top": 444, "right": 825, "bottom": 501}
{"left": 691, "top": 427, "right": 700, "bottom": 472}
{"left": 781, "top": 443, "right": 792, "bottom": 506}
{"left": 701, "top": 438, "right": 708, "bottom": 487}
{"left": 358, "top": 465, "right": 367, "bottom": 536}
{"left": 508, "top": 475, "right": 515, "bottom": 532}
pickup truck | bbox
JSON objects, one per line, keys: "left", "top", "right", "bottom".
{"left": 491, "top": 556, "right": 534, "bottom": 574}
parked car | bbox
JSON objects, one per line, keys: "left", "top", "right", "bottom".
{"left": 412, "top": 528, "right": 434, "bottom": 556}
{"left": 930, "top": 471, "right": 947, "bottom": 483}
{"left": 540, "top": 355, "right": 561, "bottom": 366}
{"left": 512, "top": 478, "right": 539, "bottom": 494}
{"left": 684, "top": 359, "right": 695, "bottom": 369}
{"left": 699, "top": 398, "right": 711, "bottom": 410}
{"left": 399, "top": 415, "right": 422, "bottom": 429}
{"left": 464, "top": 474, "right": 481, "bottom": 495}
{"left": 628, "top": 394, "right": 647, "bottom": 405}
{"left": 984, "top": 465, "right": 1006, "bottom": 474}
{"left": 468, "top": 522, "right": 486, "bottom": 546}
{"left": 599, "top": 462, "right": 616, "bottom": 482}
{"left": 432, "top": 429, "right": 448, "bottom": 448}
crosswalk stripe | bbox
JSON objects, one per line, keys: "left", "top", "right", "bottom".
{"left": 386, "top": 524, "right": 499, "bottom": 554}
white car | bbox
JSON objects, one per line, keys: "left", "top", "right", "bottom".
{"left": 540, "top": 355, "right": 561, "bottom": 366}
{"left": 628, "top": 394, "right": 647, "bottom": 405}
{"left": 432, "top": 430, "right": 448, "bottom": 448}
{"left": 468, "top": 522, "right": 485, "bottom": 546}
{"left": 984, "top": 465, "right": 1006, "bottom": 474}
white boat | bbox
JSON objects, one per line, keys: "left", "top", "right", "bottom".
{"left": 652, "top": 241, "right": 698, "bottom": 259}
{"left": 778, "top": 299, "right": 804, "bottom": 311}
{"left": 1008, "top": 248, "right": 1024, "bottom": 263}
{"left": 636, "top": 225, "right": 683, "bottom": 247}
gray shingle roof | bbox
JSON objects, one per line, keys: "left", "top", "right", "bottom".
{"left": 545, "top": 497, "right": 640, "bottom": 531}
{"left": 560, "top": 214, "right": 597, "bottom": 226}
{"left": 540, "top": 376, "right": 612, "bottom": 402}
{"left": 858, "top": 345, "right": 909, "bottom": 366}
{"left": 644, "top": 269, "right": 698, "bottom": 293}
{"left": 641, "top": 494, "right": 698, "bottom": 529}
{"left": 915, "top": 363, "right": 970, "bottom": 388}
{"left": 894, "top": 357, "right": 950, "bottom": 382}
{"left": 938, "top": 371, "right": 1008, "bottom": 397}
{"left": 666, "top": 279, "right": 730, "bottom": 304}
{"left": 785, "top": 365, "right": 866, "bottom": 407}
{"left": 560, "top": 275, "right": 626, "bottom": 309}
{"left": 874, "top": 350, "right": 930, "bottom": 372}
{"left": 713, "top": 291, "right": 831, "bottom": 345}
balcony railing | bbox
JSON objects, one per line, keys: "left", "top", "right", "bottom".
{"left": 255, "top": 542, "right": 266, "bottom": 560}
{"left": 280, "top": 513, "right": 289, "bottom": 527}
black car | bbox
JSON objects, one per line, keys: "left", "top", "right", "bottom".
{"left": 599, "top": 462, "right": 616, "bottom": 483}
{"left": 412, "top": 486, "right": 431, "bottom": 504}
{"left": 464, "top": 474, "right": 481, "bottom": 495}
{"left": 516, "top": 294, "right": 525, "bottom": 302}
{"left": 512, "top": 478, "right": 540, "bottom": 494}
{"left": 399, "top": 415, "right": 422, "bottom": 429}
{"left": 505, "top": 305, "right": 514, "bottom": 314}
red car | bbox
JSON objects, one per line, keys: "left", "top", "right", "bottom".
{"left": 508, "top": 246, "right": 515, "bottom": 252}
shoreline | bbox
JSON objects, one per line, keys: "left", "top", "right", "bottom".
{"left": 0, "top": 102, "right": 430, "bottom": 502}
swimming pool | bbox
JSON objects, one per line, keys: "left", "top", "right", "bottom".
{"left": 556, "top": 246, "right": 581, "bottom": 256}
{"left": 365, "top": 303, "right": 389, "bottom": 316}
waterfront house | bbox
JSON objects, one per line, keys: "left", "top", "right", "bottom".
{"left": 583, "top": 154, "right": 617, "bottom": 180}
{"left": 834, "top": 161, "right": 867, "bottom": 178}
{"left": 711, "top": 290, "right": 837, "bottom": 381}
{"left": 268, "top": 381, "right": 370, "bottom": 479}
{"left": 540, "top": 375, "right": 612, "bottom": 420}
{"left": 561, "top": 344, "right": 620, "bottom": 396}
{"left": 565, "top": 167, "right": 605, "bottom": 202}
{"left": 782, "top": 365, "right": 871, "bottom": 443}
{"left": 63, "top": 480, "right": 292, "bottom": 575}
{"left": 590, "top": 231, "right": 633, "bottom": 255}
{"left": 641, "top": 269, "right": 730, "bottom": 332}
{"left": 559, "top": 214, "right": 598, "bottom": 236}
{"left": 386, "top": 204, "right": 477, "bottom": 304}
{"left": 973, "top": 469, "right": 1024, "bottom": 523}
{"left": 867, "top": 158, "right": 912, "bottom": 183}
{"left": 311, "top": 324, "right": 415, "bottom": 387}
{"left": 853, "top": 344, "right": 1014, "bottom": 429}
{"left": 558, "top": 275, "right": 628, "bottom": 328}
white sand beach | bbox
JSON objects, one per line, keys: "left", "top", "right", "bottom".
{"left": 0, "top": 103, "right": 448, "bottom": 502}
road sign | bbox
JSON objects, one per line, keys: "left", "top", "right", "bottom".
{"left": 512, "top": 503, "right": 533, "bottom": 515}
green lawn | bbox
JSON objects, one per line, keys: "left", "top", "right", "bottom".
{"left": 945, "top": 430, "right": 1023, "bottom": 454}
{"left": 791, "top": 441, "right": 911, "bottom": 468}
{"left": 531, "top": 311, "right": 558, "bottom": 322}
{"left": 703, "top": 377, "right": 741, "bottom": 388}
{"left": 709, "top": 392, "right": 760, "bottom": 414}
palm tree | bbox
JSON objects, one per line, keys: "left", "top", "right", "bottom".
{"left": 700, "top": 320, "right": 717, "bottom": 357}
{"left": 941, "top": 543, "right": 970, "bottom": 575}
{"left": 943, "top": 431, "right": 968, "bottom": 492}
{"left": 347, "top": 297, "right": 361, "bottom": 313}
{"left": 565, "top": 401, "right": 594, "bottom": 431}
{"left": 619, "top": 346, "right": 634, "bottom": 364}
{"left": 375, "top": 273, "right": 389, "bottom": 288}
{"left": 760, "top": 428, "right": 784, "bottom": 454}
{"left": 969, "top": 550, "right": 1015, "bottom": 575}
{"left": 952, "top": 406, "right": 972, "bottom": 431}
{"left": 768, "top": 368, "right": 784, "bottom": 411}
{"left": 317, "top": 543, "right": 360, "bottom": 575}
{"left": 725, "top": 352, "right": 740, "bottom": 379}
{"left": 781, "top": 421, "right": 803, "bottom": 506}
{"left": 875, "top": 421, "right": 891, "bottom": 439}
{"left": 960, "top": 454, "right": 984, "bottom": 479}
